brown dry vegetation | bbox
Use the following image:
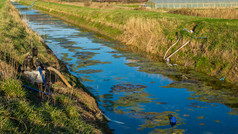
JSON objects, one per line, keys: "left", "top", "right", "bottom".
{"left": 169, "top": 8, "right": 238, "bottom": 20}
{"left": 122, "top": 17, "right": 175, "bottom": 55}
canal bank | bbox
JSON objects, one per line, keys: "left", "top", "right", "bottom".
{"left": 13, "top": 1, "right": 238, "bottom": 134}
{"left": 19, "top": 0, "right": 238, "bottom": 86}
{"left": 0, "top": 1, "right": 110, "bottom": 133}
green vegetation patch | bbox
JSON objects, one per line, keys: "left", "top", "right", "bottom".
{"left": 77, "top": 69, "right": 103, "bottom": 74}
{"left": 76, "top": 60, "right": 111, "bottom": 68}
{"left": 111, "top": 83, "right": 147, "bottom": 93}
{"left": 114, "top": 92, "right": 153, "bottom": 108}
{"left": 137, "top": 111, "right": 184, "bottom": 132}
{"left": 0, "top": 78, "right": 25, "bottom": 98}
{"left": 73, "top": 51, "right": 99, "bottom": 60}
{"left": 149, "top": 128, "right": 185, "bottom": 134}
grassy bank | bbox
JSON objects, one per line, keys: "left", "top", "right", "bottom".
{"left": 19, "top": 0, "right": 238, "bottom": 85}
{"left": 0, "top": 0, "right": 110, "bottom": 133}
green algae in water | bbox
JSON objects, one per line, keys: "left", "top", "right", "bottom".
{"left": 111, "top": 51, "right": 137, "bottom": 59}
{"left": 71, "top": 32, "right": 93, "bottom": 38}
{"left": 92, "top": 38, "right": 110, "bottom": 44}
{"left": 114, "top": 77, "right": 126, "bottom": 80}
{"left": 59, "top": 41, "right": 76, "bottom": 46}
{"left": 62, "top": 45, "right": 82, "bottom": 50}
{"left": 137, "top": 112, "right": 185, "bottom": 133}
{"left": 114, "top": 109, "right": 127, "bottom": 114}
{"left": 111, "top": 84, "right": 147, "bottom": 93}
{"left": 76, "top": 60, "right": 111, "bottom": 68}
{"left": 73, "top": 51, "right": 99, "bottom": 60}
{"left": 126, "top": 62, "right": 183, "bottom": 76}
{"left": 149, "top": 128, "right": 185, "bottom": 134}
{"left": 163, "top": 79, "right": 238, "bottom": 115}
{"left": 163, "top": 79, "right": 237, "bottom": 104}
{"left": 98, "top": 94, "right": 115, "bottom": 111}
{"left": 98, "top": 94, "right": 113, "bottom": 99}
{"left": 77, "top": 69, "right": 103, "bottom": 74}
{"left": 228, "top": 109, "right": 238, "bottom": 115}
{"left": 83, "top": 47, "right": 101, "bottom": 50}
{"left": 41, "top": 34, "right": 49, "bottom": 39}
{"left": 107, "top": 51, "right": 119, "bottom": 54}
{"left": 156, "top": 102, "right": 168, "bottom": 105}
{"left": 112, "top": 54, "right": 124, "bottom": 58}
{"left": 110, "top": 50, "right": 143, "bottom": 61}
{"left": 114, "top": 92, "right": 154, "bottom": 109}
{"left": 197, "top": 116, "right": 204, "bottom": 119}
{"left": 189, "top": 102, "right": 208, "bottom": 108}
{"left": 111, "top": 83, "right": 155, "bottom": 112}
{"left": 69, "top": 64, "right": 78, "bottom": 72}
{"left": 125, "top": 62, "right": 139, "bottom": 67}
{"left": 80, "top": 76, "right": 94, "bottom": 82}
{"left": 127, "top": 106, "right": 145, "bottom": 112}
{"left": 61, "top": 53, "right": 72, "bottom": 61}
{"left": 137, "top": 111, "right": 183, "bottom": 130}
{"left": 53, "top": 38, "right": 69, "bottom": 43}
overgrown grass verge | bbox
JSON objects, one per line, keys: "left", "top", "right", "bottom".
{"left": 19, "top": 0, "right": 238, "bottom": 85}
{"left": 0, "top": 0, "right": 109, "bottom": 133}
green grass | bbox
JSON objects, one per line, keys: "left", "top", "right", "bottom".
{"left": 0, "top": 0, "right": 5, "bottom": 9}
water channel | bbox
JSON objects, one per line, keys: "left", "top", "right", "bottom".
{"left": 14, "top": 3, "right": 238, "bottom": 134}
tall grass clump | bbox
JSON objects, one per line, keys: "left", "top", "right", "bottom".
{"left": 122, "top": 17, "right": 175, "bottom": 55}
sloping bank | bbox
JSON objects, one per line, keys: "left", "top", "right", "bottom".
{"left": 19, "top": 0, "right": 238, "bottom": 86}
{"left": 0, "top": 0, "right": 110, "bottom": 133}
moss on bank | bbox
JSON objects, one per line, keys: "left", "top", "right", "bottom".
{"left": 0, "top": 0, "right": 110, "bottom": 133}
{"left": 19, "top": 0, "right": 238, "bottom": 86}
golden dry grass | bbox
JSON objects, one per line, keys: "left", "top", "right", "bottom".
{"left": 122, "top": 17, "right": 173, "bottom": 55}
{"left": 0, "top": 60, "right": 17, "bottom": 80}
{"left": 169, "top": 8, "right": 238, "bottom": 19}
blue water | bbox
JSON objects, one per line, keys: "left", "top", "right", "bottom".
{"left": 14, "top": 3, "right": 238, "bottom": 134}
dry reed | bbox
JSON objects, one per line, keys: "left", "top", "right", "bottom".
{"left": 122, "top": 17, "right": 176, "bottom": 56}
